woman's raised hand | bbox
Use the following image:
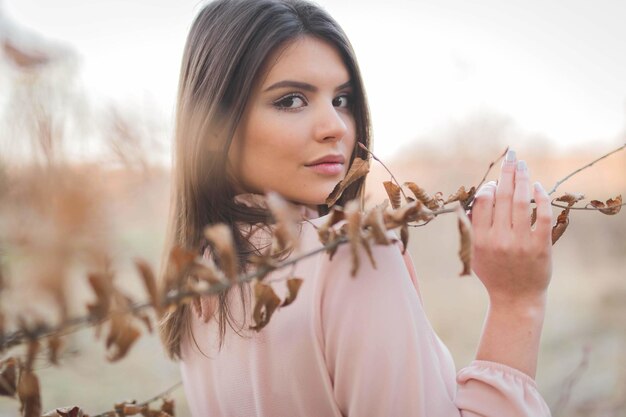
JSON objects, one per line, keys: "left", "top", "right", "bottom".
{"left": 470, "top": 150, "right": 553, "bottom": 307}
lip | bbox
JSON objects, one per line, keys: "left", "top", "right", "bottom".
{"left": 305, "top": 154, "right": 345, "bottom": 176}
{"left": 305, "top": 154, "right": 346, "bottom": 166}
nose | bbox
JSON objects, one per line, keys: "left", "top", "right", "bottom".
{"left": 313, "top": 102, "right": 349, "bottom": 143}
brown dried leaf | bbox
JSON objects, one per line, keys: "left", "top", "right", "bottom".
{"left": 190, "top": 257, "right": 228, "bottom": 286}
{"left": 169, "top": 246, "right": 196, "bottom": 272}
{"left": 383, "top": 200, "right": 434, "bottom": 228}
{"left": 589, "top": 195, "right": 622, "bottom": 215}
{"left": 170, "top": 246, "right": 197, "bottom": 269}
{"left": 17, "top": 368, "right": 41, "bottom": 417}
{"left": 163, "top": 246, "right": 197, "bottom": 293}
{"left": 317, "top": 207, "right": 345, "bottom": 245}
{"left": 42, "top": 406, "right": 84, "bottom": 417}
{"left": 405, "top": 182, "right": 443, "bottom": 210}
{"left": 552, "top": 209, "right": 570, "bottom": 244}
{"left": 326, "top": 157, "right": 370, "bottom": 206}
{"left": 383, "top": 181, "right": 402, "bottom": 209}
{"left": 25, "top": 340, "right": 39, "bottom": 372}
{"left": 445, "top": 186, "right": 476, "bottom": 208}
{"left": 122, "top": 403, "right": 146, "bottom": 415}
{"left": 456, "top": 207, "right": 473, "bottom": 276}
{"left": 204, "top": 224, "right": 238, "bottom": 282}
{"left": 0, "top": 357, "right": 17, "bottom": 397}
{"left": 326, "top": 228, "right": 341, "bottom": 260}
{"left": 86, "top": 271, "right": 114, "bottom": 320}
{"left": 135, "top": 259, "right": 162, "bottom": 317}
{"left": 136, "top": 312, "right": 153, "bottom": 334}
{"left": 115, "top": 400, "right": 137, "bottom": 415}
{"left": 555, "top": 192, "right": 585, "bottom": 206}
{"left": 250, "top": 282, "right": 281, "bottom": 331}
{"left": 345, "top": 200, "right": 362, "bottom": 277}
{"left": 281, "top": 278, "right": 304, "bottom": 307}
{"left": 161, "top": 398, "right": 175, "bottom": 415}
{"left": 47, "top": 335, "right": 63, "bottom": 366}
{"left": 363, "top": 205, "right": 391, "bottom": 245}
{"left": 400, "top": 225, "right": 409, "bottom": 254}
{"left": 266, "top": 192, "right": 301, "bottom": 253}
{"left": 105, "top": 315, "right": 141, "bottom": 362}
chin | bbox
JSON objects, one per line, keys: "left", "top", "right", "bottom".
{"left": 286, "top": 187, "right": 334, "bottom": 207}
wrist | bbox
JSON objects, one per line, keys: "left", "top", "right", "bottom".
{"left": 488, "top": 292, "right": 547, "bottom": 315}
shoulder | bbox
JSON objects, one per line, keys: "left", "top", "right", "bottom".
{"left": 300, "top": 217, "right": 419, "bottom": 312}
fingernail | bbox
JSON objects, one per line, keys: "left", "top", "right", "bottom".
{"left": 533, "top": 182, "right": 544, "bottom": 192}
{"left": 506, "top": 149, "right": 516, "bottom": 163}
{"left": 516, "top": 160, "right": 527, "bottom": 172}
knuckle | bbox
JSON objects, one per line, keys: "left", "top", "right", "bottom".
{"left": 493, "top": 239, "right": 511, "bottom": 254}
{"left": 473, "top": 238, "right": 487, "bottom": 252}
{"left": 513, "top": 199, "right": 528, "bottom": 209}
{"left": 497, "top": 189, "right": 513, "bottom": 199}
{"left": 501, "top": 164, "right": 516, "bottom": 173}
{"left": 515, "top": 171, "right": 529, "bottom": 180}
{"left": 518, "top": 241, "right": 533, "bottom": 256}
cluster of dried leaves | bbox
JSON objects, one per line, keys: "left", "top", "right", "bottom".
{"left": 0, "top": 166, "right": 176, "bottom": 416}
{"left": 0, "top": 348, "right": 176, "bottom": 417}
{"left": 0, "top": 144, "right": 624, "bottom": 416}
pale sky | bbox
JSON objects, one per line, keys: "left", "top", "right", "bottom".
{"left": 3, "top": 0, "right": 626, "bottom": 158}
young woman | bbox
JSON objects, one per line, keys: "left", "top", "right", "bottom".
{"left": 160, "top": 0, "right": 554, "bottom": 415}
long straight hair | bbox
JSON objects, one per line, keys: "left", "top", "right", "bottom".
{"left": 160, "top": 0, "right": 371, "bottom": 360}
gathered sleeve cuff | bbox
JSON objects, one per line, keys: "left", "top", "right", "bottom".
{"left": 456, "top": 360, "right": 552, "bottom": 416}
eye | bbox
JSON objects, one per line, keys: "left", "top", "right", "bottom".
{"left": 274, "top": 93, "right": 307, "bottom": 110}
{"left": 332, "top": 94, "right": 351, "bottom": 109}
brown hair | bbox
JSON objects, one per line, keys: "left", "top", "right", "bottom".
{"left": 160, "top": 0, "right": 371, "bottom": 360}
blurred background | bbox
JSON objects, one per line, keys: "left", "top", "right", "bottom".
{"left": 0, "top": 0, "right": 624, "bottom": 416}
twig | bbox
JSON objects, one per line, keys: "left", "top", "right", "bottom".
{"left": 551, "top": 201, "right": 626, "bottom": 211}
{"left": 91, "top": 380, "right": 183, "bottom": 417}
{"left": 547, "top": 143, "right": 626, "bottom": 196}
{"left": 552, "top": 345, "right": 591, "bottom": 416}
{"left": 408, "top": 220, "right": 433, "bottom": 228}
{"left": 137, "top": 381, "right": 183, "bottom": 407}
{"left": 358, "top": 143, "right": 409, "bottom": 200}
{"left": 474, "top": 146, "right": 509, "bottom": 191}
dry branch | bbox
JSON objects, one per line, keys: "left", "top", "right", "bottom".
{"left": 547, "top": 143, "right": 626, "bottom": 196}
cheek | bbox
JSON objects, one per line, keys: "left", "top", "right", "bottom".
{"left": 233, "top": 113, "right": 306, "bottom": 188}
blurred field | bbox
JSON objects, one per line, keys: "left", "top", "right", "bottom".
{"left": 1, "top": 143, "right": 624, "bottom": 416}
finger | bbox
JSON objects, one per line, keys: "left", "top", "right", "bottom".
{"left": 512, "top": 160, "right": 531, "bottom": 235}
{"left": 493, "top": 149, "right": 517, "bottom": 229}
{"left": 531, "top": 181, "right": 552, "bottom": 245}
{"left": 471, "top": 181, "right": 497, "bottom": 230}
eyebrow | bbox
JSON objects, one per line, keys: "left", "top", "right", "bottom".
{"left": 263, "top": 80, "right": 352, "bottom": 93}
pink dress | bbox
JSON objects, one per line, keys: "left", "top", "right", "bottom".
{"left": 180, "top": 195, "right": 552, "bottom": 416}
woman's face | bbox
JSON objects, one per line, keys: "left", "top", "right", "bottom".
{"left": 228, "top": 35, "right": 357, "bottom": 206}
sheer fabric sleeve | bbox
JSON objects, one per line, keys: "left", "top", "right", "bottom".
{"left": 317, "top": 240, "right": 551, "bottom": 417}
